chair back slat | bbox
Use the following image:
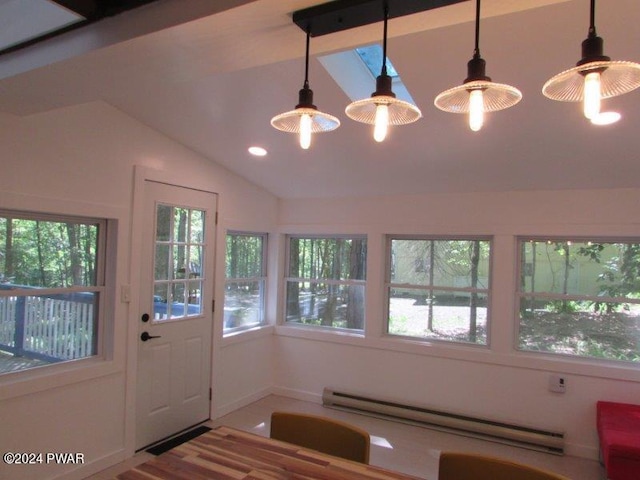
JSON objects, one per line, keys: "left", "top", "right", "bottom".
{"left": 439, "top": 452, "right": 570, "bottom": 480}
{"left": 270, "top": 411, "right": 370, "bottom": 464}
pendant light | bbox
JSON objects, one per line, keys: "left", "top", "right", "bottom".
{"left": 542, "top": 0, "right": 640, "bottom": 123}
{"left": 271, "top": 28, "right": 340, "bottom": 149}
{"left": 434, "top": 0, "right": 521, "bottom": 131}
{"left": 345, "top": 5, "right": 422, "bottom": 143}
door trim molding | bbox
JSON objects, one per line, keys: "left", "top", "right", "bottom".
{"left": 123, "top": 165, "right": 218, "bottom": 457}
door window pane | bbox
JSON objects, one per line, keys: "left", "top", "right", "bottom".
{"left": 189, "top": 210, "right": 205, "bottom": 243}
{"left": 153, "top": 204, "right": 205, "bottom": 321}
{"left": 155, "top": 204, "right": 171, "bottom": 241}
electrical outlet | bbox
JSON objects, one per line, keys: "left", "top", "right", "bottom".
{"left": 549, "top": 374, "right": 567, "bottom": 393}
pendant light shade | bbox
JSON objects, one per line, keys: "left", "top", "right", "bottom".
{"left": 345, "top": 5, "right": 421, "bottom": 142}
{"left": 271, "top": 29, "right": 339, "bottom": 149}
{"left": 434, "top": 0, "right": 521, "bottom": 131}
{"left": 542, "top": 0, "right": 640, "bottom": 121}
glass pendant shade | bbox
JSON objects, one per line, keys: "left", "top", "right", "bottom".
{"left": 434, "top": 0, "right": 521, "bottom": 130}
{"left": 345, "top": 7, "right": 421, "bottom": 140}
{"left": 270, "top": 30, "right": 339, "bottom": 148}
{"left": 542, "top": 0, "right": 640, "bottom": 118}
{"left": 270, "top": 94, "right": 340, "bottom": 134}
{"left": 345, "top": 86, "right": 422, "bottom": 126}
{"left": 542, "top": 60, "right": 640, "bottom": 103}
{"left": 270, "top": 89, "right": 340, "bottom": 149}
{"left": 434, "top": 79, "right": 522, "bottom": 114}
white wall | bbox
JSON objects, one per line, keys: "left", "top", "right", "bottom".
{"left": 275, "top": 189, "right": 640, "bottom": 460}
{"left": 3, "top": 99, "right": 640, "bottom": 478}
{"left": 0, "top": 101, "right": 278, "bottom": 480}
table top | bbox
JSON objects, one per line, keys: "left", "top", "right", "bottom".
{"left": 115, "top": 425, "right": 424, "bottom": 479}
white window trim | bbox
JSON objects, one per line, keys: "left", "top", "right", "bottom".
{"left": 383, "top": 235, "right": 493, "bottom": 347}
{"left": 223, "top": 231, "right": 268, "bottom": 336}
{"left": 282, "top": 234, "right": 367, "bottom": 334}
{"left": 0, "top": 210, "right": 120, "bottom": 401}
{"left": 515, "top": 236, "right": 640, "bottom": 363}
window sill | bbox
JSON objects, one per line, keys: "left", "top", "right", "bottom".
{"left": 505, "top": 349, "right": 640, "bottom": 382}
{"left": 275, "top": 325, "right": 640, "bottom": 384}
{"left": 222, "top": 324, "right": 275, "bottom": 346}
{"left": 0, "top": 356, "right": 122, "bottom": 401}
{"left": 275, "top": 324, "right": 366, "bottom": 345}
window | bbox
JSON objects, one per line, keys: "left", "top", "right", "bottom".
{"left": 386, "top": 237, "right": 491, "bottom": 345}
{"left": 0, "top": 210, "right": 106, "bottom": 375}
{"left": 518, "top": 238, "right": 640, "bottom": 363}
{"left": 224, "top": 232, "right": 267, "bottom": 333}
{"left": 0, "top": 1, "right": 84, "bottom": 53}
{"left": 285, "top": 236, "right": 366, "bottom": 332}
{"left": 153, "top": 204, "right": 206, "bottom": 320}
{"left": 319, "top": 45, "right": 417, "bottom": 106}
{"left": 355, "top": 45, "right": 399, "bottom": 78}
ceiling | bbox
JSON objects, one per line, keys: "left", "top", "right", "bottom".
{"left": 1, "top": 0, "right": 639, "bottom": 199}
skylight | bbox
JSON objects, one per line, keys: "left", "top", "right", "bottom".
{"left": 355, "top": 45, "right": 398, "bottom": 78}
{"left": 319, "top": 44, "right": 416, "bottom": 104}
{"left": 0, "top": 0, "right": 85, "bottom": 53}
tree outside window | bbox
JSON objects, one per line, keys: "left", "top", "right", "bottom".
{"left": 0, "top": 211, "right": 106, "bottom": 374}
{"left": 386, "top": 237, "right": 491, "bottom": 345}
{"left": 518, "top": 238, "right": 640, "bottom": 363}
{"left": 224, "top": 232, "right": 267, "bottom": 333}
{"left": 285, "top": 236, "right": 366, "bottom": 332}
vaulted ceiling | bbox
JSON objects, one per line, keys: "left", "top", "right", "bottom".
{"left": 1, "top": 0, "right": 639, "bottom": 199}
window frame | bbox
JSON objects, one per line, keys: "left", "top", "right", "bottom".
{"left": 515, "top": 236, "right": 640, "bottom": 363}
{"left": 283, "top": 234, "right": 367, "bottom": 334}
{"left": 0, "top": 208, "right": 108, "bottom": 376}
{"left": 223, "top": 230, "right": 268, "bottom": 335}
{"left": 384, "top": 234, "right": 493, "bottom": 347}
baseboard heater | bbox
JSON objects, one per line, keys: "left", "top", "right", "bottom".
{"left": 322, "top": 388, "right": 564, "bottom": 455}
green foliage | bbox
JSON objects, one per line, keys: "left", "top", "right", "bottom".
{"left": 548, "top": 300, "right": 580, "bottom": 313}
{"left": 577, "top": 243, "right": 605, "bottom": 262}
{"left": 519, "top": 308, "right": 640, "bottom": 363}
{"left": 226, "top": 234, "right": 264, "bottom": 279}
{"left": 0, "top": 215, "right": 98, "bottom": 288}
{"left": 576, "top": 242, "right": 640, "bottom": 311}
{"left": 289, "top": 237, "right": 367, "bottom": 281}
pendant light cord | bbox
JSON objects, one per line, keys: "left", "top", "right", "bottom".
{"left": 588, "top": 0, "right": 596, "bottom": 37}
{"left": 303, "top": 26, "right": 310, "bottom": 89}
{"left": 381, "top": 4, "right": 389, "bottom": 76}
{"left": 473, "top": 0, "right": 481, "bottom": 58}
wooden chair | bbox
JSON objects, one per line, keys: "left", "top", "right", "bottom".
{"left": 270, "top": 411, "right": 370, "bottom": 464}
{"left": 438, "top": 452, "right": 570, "bottom": 480}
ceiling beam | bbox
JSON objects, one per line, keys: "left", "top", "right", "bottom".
{"left": 53, "top": 0, "right": 162, "bottom": 20}
{"left": 293, "top": 0, "right": 468, "bottom": 37}
{"left": 0, "top": 1, "right": 162, "bottom": 56}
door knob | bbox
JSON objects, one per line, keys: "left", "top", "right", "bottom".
{"left": 140, "top": 331, "right": 162, "bottom": 342}
{"left": 141, "top": 313, "right": 150, "bottom": 323}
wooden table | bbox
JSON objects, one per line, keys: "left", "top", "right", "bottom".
{"left": 115, "top": 425, "right": 424, "bottom": 479}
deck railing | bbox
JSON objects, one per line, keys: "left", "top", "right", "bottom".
{"left": 0, "top": 284, "right": 96, "bottom": 363}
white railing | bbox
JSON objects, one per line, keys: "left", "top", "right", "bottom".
{"left": 0, "top": 287, "right": 95, "bottom": 362}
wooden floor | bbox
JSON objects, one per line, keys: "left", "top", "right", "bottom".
{"left": 86, "top": 394, "right": 605, "bottom": 480}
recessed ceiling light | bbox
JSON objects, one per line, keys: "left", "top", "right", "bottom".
{"left": 248, "top": 146, "right": 267, "bottom": 157}
{"left": 590, "top": 111, "right": 621, "bottom": 126}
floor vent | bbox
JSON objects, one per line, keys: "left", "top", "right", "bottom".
{"left": 322, "top": 388, "right": 564, "bottom": 455}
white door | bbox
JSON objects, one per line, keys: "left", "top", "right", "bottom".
{"left": 135, "top": 180, "right": 217, "bottom": 450}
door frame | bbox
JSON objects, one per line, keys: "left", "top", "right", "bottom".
{"left": 124, "top": 166, "right": 220, "bottom": 457}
